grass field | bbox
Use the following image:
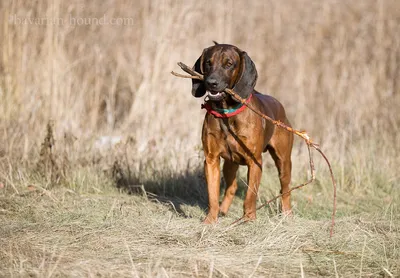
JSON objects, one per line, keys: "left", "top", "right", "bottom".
{"left": 1, "top": 0, "right": 399, "bottom": 277}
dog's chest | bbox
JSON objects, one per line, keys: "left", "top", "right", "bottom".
{"left": 217, "top": 118, "right": 260, "bottom": 164}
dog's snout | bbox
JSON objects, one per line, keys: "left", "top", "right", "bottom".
{"left": 206, "top": 78, "right": 219, "bottom": 89}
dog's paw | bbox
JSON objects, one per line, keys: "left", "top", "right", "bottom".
{"left": 219, "top": 207, "right": 229, "bottom": 216}
{"left": 282, "top": 209, "right": 293, "bottom": 218}
{"left": 203, "top": 214, "right": 218, "bottom": 224}
{"left": 243, "top": 211, "right": 256, "bottom": 222}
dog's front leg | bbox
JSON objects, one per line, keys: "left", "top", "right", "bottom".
{"left": 243, "top": 159, "right": 262, "bottom": 220}
{"left": 203, "top": 155, "right": 221, "bottom": 224}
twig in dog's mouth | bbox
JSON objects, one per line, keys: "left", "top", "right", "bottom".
{"left": 171, "top": 63, "right": 337, "bottom": 237}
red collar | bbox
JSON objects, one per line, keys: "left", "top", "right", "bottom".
{"left": 201, "top": 94, "right": 253, "bottom": 118}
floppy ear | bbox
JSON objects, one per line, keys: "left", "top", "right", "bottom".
{"left": 191, "top": 49, "right": 206, "bottom": 98}
{"left": 233, "top": 51, "right": 258, "bottom": 99}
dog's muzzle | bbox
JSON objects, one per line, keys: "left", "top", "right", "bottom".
{"left": 206, "top": 90, "right": 226, "bottom": 101}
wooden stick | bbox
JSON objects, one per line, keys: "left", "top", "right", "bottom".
{"left": 171, "top": 71, "right": 203, "bottom": 80}
{"left": 172, "top": 62, "right": 337, "bottom": 237}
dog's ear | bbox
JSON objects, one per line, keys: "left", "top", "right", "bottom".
{"left": 233, "top": 51, "right": 258, "bottom": 99}
{"left": 191, "top": 49, "right": 207, "bottom": 98}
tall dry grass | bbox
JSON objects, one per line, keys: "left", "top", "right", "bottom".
{"left": 1, "top": 0, "right": 399, "bottom": 193}
{"left": 0, "top": 1, "right": 398, "bottom": 189}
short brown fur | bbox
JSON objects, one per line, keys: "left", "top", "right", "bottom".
{"left": 192, "top": 44, "right": 294, "bottom": 223}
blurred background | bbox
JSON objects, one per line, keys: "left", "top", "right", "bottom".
{"left": 0, "top": 0, "right": 399, "bottom": 198}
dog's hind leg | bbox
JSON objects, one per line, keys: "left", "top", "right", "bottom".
{"left": 220, "top": 160, "right": 239, "bottom": 216}
{"left": 267, "top": 129, "right": 294, "bottom": 215}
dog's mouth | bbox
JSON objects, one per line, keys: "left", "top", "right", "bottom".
{"left": 206, "top": 90, "right": 226, "bottom": 101}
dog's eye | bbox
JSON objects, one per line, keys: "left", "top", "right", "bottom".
{"left": 224, "top": 61, "right": 233, "bottom": 69}
{"left": 206, "top": 60, "right": 212, "bottom": 67}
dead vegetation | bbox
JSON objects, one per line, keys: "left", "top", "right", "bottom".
{"left": 0, "top": 0, "right": 399, "bottom": 277}
{"left": 0, "top": 188, "right": 398, "bottom": 277}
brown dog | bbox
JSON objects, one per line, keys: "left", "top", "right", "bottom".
{"left": 192, "top": 44, "right": 294, "bottom": 223}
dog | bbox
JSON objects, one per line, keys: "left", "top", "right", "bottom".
{"left": 191, "top": 43, "right": 294, "bottom": 223}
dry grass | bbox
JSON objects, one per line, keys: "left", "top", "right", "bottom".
{"left": 0, "top": 0, "right": 399, "bottom": 276}
{"left": 1, "top": 188, "right": 398, "bottom": 277}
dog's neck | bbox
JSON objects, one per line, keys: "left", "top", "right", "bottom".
{"left": 201, "top": 94, "right": 252, "bottom": 119}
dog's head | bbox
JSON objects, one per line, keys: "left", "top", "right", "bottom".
{"left": 192, "top": 44, "right": 258, "bottom": 102}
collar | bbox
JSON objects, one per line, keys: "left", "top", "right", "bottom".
{"left": 201, "top": 94, "right": 253, "bottom": 118}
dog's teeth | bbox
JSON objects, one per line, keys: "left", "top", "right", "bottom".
{"left": 207, "top": 91, "right": 220, "bottom": 96}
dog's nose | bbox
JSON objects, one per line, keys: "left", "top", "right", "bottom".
{"left": 206, "top": 78, "right": 218, "bottom": 89}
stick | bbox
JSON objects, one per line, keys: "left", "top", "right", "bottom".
{"left": 171, "top": 71, "right": 203, "bottom": 80}
{"left": 172, "top": 62, "right": 337, "bottom": 237}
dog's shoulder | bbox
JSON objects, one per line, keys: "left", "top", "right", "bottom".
{"left": 253, "top": 91, "right": 288, "bottom": 120}
{"left": 253, "top": 91, "right": 281, "bottom": 106}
